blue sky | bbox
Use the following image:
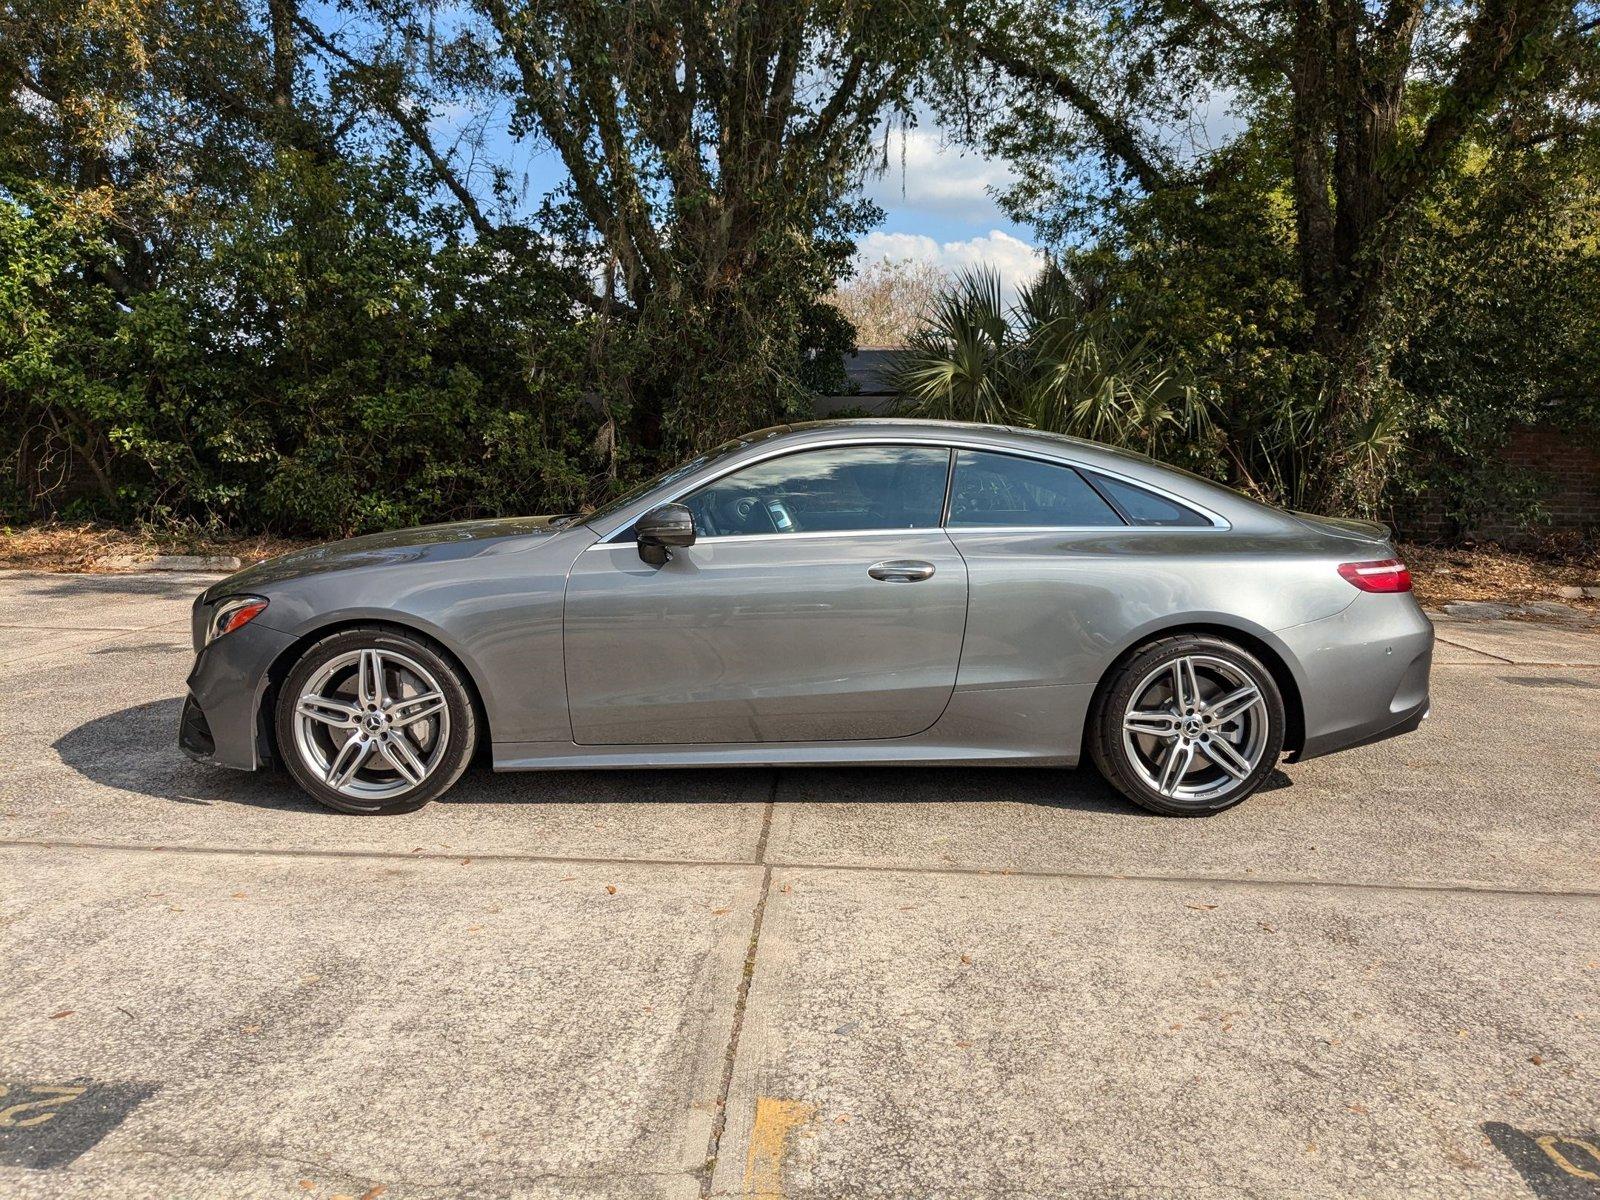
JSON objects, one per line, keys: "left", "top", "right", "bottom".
{"left": 855, "top": 126, "right": 1045, "bottom": 294}
{"left": 320, "top": 0, "right": 1044, "bottom": 288}
{"left": 438, "top": 88, "right": 1240, "bottom": 300}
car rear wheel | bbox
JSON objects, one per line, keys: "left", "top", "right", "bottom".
{"left": 275, "top": 626, "right": 476, "bottom": 814}
{"left": 1089, "top": 635, "right": 1285, "bottom": 816}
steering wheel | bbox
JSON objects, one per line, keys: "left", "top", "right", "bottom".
{"left": 719, "top": 494, "right": 798, "bottom": 534}
{"left": 729, "top": 495, "right": 763, "bottom": 531}
{"left": 693, "top": 503, "right": 720, "bottom": 537}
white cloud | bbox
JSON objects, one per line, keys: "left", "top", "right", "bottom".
{"left": 863, "top": 128, "right": 1018, "bottom": 224}
{"left": 855, "top": 230, "right": 1046, "bottom": 301}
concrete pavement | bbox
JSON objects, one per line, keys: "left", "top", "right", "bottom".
{"left": 0, "top": 569, "right": 1596, "bottom": 1198}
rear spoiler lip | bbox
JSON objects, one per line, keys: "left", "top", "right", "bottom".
{"left": 1287, "top": 510, "right": 1393, "bottom": 544}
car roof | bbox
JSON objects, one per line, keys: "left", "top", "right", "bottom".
{"left": 759, "top": 419, "right": 1246, "bottom": 501}
{"left": 763, "top": 419, "right": 1157, "bottom": 466}
{"left": 748, "top": 419, "right": 1126, "bottom": 464}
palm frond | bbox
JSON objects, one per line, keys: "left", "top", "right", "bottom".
{"left": 892, "top": 261, "right": 1212, "bottom": 456}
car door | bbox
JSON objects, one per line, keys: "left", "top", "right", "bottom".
{"left": 563, "top": 443, "right": 968, "bottom": 745}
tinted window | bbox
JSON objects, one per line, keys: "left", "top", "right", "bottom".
{"left": 948, "top": 451, "right": 1122, "bottom": 528}
{"left": 680, "top": 445, "right": 950, "bottom": 538}
{"left": 1090, "top": 473, "right": 1211, "bottom": 526}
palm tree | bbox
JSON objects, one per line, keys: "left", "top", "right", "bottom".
{"left": 890, "top": 269, "right": 1014, "bottom": 426}
{"left": 890, "top": 263, "right": 1212, "bottom": 458}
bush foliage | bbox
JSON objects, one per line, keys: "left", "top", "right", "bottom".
{"left": 2, "top": 0, "right": 1597, "bottom": 538}
{"left": 1, "top": 0, "right": 922, "bottom": 536}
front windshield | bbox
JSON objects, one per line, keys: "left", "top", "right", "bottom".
{"left": 582, "top": 435, "right": 753, "bottom": 527}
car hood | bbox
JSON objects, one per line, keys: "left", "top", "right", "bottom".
{"left": 208, "top": 515, "right": 577, "bottom": 598}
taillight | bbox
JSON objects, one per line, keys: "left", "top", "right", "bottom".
{"left": 206, "top": 596, "right": 269, "bottom": 644}
{"left": 1337, "top": 559, "right": 1412, "bottom": 593}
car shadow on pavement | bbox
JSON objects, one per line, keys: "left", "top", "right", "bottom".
{"left": 53, "top": 698, "right": 1291, "bottom": 816}
{"left": 52, "top": 698, "right": 311, "bottom": 812}
{"left": 53, "top": 698, "right": 774, "bottom": 814}
{"left": 776, "top": 763, "right": 1290, "bottom": 814}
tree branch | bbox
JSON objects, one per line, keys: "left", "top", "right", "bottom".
{"left": 297, "top": 13, "right": 628, "bottom": 318}
{"left": 973, "top": 35, "right": 1172, "bottom": 193}
{"left": 293, "top": 15, "right": 497, "bottom": 241}
{"left": 479, "top": 0, "right": 665, "bottom": 305}
{"left": 1389, "top": 0, "right": 1566, "bottom": 214}
{"left": 1188, "top": 0, "right": 1281, "bottom": 68}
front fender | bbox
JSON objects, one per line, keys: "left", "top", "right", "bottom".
{"left": 246, "top": 545, "right": 581, "bottom": 745}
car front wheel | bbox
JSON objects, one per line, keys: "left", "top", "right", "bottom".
{"left": 275, "top": 626, "right": 477, "bottom": 814}
{"left": 1089, "top": 634, "right": 1285, "bottom": 816}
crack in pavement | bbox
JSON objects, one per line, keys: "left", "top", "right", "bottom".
{"left": 2, "top": 835, "right": 1596, "bottom": 900}
{"left": 698, "top": 770, "right": 778, "bottom": 1197}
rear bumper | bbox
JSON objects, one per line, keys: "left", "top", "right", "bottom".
{"left": 1278, "top": 593, "right": 1434, "bottom": 762}
{"left": 1317, "top": 701, "right": 1430, "bottom": 756}
{"left": 180, "top": 621, "right": 296, "bottom": 770}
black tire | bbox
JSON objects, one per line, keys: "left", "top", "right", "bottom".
{"left": 1088, "top": 634, "right": 1285, "bottom": 817}
{"left": 275, "top": 625, "right": 477, "bottom": 814}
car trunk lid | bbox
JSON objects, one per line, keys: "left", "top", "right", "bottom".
{"left": 1288, "top": 510, "right": 1392, "bottom": 546}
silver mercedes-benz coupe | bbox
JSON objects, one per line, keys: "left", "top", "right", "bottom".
{"left": 181, "top": 419, "right": 1433, "bottom": 816}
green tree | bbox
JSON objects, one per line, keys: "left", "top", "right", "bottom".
{"left": 297, "top": 0, "right": 937, "bottom": 463}
{"left": 1388, "top": 131, "right": 1600, "bottom": 534}
{"left": 0, "top": 0, "right": 598, "bottom": 534}
{"left": 937, "top": 0, "right": 1600, "bottom": 512}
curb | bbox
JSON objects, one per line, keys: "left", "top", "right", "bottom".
{"left": 98, "top": 554, "right": 242, "bottom": 572}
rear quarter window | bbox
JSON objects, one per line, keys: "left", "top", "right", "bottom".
{"left": 949, "top": 451, "right": 1123, "bottom": 528}
{"left": 1088, "top": 473, "right": 1212, "bottom": 527}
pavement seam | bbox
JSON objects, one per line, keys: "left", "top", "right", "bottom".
{"left": 2, "top": 836, "right": 1597, "bottom": 901}
{"left": 697, "top": 770, "right": 778, "bottom": 1198}
{"left": 1428, "top": 631, "right": 1532, "bottom": 664}
{"left": 1433, "top": 661, "right": 1600, "bottom": 668}
{"left": 0, "top": 615, "right": 191, "bottom": 668}
{"left": 0, "top": 622, "right": 162, "bottom": 631}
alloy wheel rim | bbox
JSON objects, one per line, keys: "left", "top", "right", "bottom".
{"left": 293, "top": 648, "right": 449, "bottom": 801}
{"left": 1121, "top": 654, "right": 1268, "bottom": 803}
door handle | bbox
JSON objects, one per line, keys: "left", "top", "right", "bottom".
{"left": 868, "top": 559, "right": 936, "bottom": 583}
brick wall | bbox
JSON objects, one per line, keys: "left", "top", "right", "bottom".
{"left": 1394, "top": 423, "right": 1600, "bottom": 544}
{"left": 1514, "top": 424, "right": 1600, "bottom": 533}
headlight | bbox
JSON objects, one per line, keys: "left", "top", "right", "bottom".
{"left": 206, "top": 596, "right": 269, "bottom": 645}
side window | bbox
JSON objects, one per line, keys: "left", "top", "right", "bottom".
{"left": 1089, "top": 473, "right": 1212, "bottom": 527}
{"left": 680, "top": 445, "right": 951, "bottom": 538}
{"left": 948, "top": 451, "right": 1123, "bottom": 528}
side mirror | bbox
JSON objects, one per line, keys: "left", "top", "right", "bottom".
{"left": 636, "top": 503, "right": 696, "bottom": 566}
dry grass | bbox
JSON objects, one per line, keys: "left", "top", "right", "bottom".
{"left": 1399, "top": 541, "right": 1599, "bottom": 608}
{"left": 0, "top": 522, "right": 307, "bottom": 573}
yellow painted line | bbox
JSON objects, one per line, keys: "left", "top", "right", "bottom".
{"left": 1535, "top": 1133, "right": 1600, "bottom": 1181}
{"left": 743, "top": 1096, "right": 817, "bottom": 1198}
{"left": 0, "top": 1083, "right": 86, "bottom": 1128}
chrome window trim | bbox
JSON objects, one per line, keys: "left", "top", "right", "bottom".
{"left": 582, "top": 526, "right": 942, "bottom": 551}
{"left": 943, "top": 524, "right": 1209, "bottom": 537}
{"left": 594, "top": 436, "right": 1230, "bottom": 543}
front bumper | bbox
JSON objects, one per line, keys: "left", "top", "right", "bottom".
{"left": 1277, "top": 592, "right": 1434, "bottom": 761}
{"left": 180, "top": 620, "right": 297, "bottom": 770}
